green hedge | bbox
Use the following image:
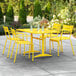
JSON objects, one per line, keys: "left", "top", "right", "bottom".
{"left": 33, "top": 0, "right": 42, "bottom": 18}
{"left": 0, "top": 7, "right": 3, "bottom": 24}
{"left": 6, "top": 4, "right": 14, "bottom": 24}
{"left": 19, "top": 0, "right": 27, "bottom": 24}
{"left": 19, "top": 24, "right": 30, "bottom": 29}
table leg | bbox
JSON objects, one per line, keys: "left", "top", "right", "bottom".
{"left": 34, "top": 33, "right": 52, "bottom": 58}
{"left": 23, "top": 33, "right": 40, "bottom": 54}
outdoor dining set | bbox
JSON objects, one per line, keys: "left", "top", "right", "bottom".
{"left": 2, "top": 23, "right": 75, "bottom": 63}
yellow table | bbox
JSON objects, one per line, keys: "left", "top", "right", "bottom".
{"left": 16, "top": 29, "right": 52, "bottom": 60}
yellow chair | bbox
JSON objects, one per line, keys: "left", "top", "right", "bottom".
{"left": 39, "top": 23, "right": 61, "bottom": 51}
{"left": 49, "top": 25, "right": 75, "bottom": 56}
{"left": 2, "top": 26, "right": 25, "bottom": 57}
{"left": 16, "top": 31, "right": 30, "bottom": 41}
{"left": 10, "top": 28, "right": 34, "bottom": 63}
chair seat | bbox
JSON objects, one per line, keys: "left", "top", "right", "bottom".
{"left": 61, "top": 36, "right": 70, "bottom": 40}
{"left": 40, "top": 34, "right": 58, "bottom": 38}
{"left": 7, "top": 37, "right": 24, "bottom": 41}
{"left": 50, "top": 37, "right": 60, "bottom": 42}
{"left": 50, "top": 36, "right": 70, "bottom": 42}
{"left": 15, "top": 40, "right": 31, "bottom": 44}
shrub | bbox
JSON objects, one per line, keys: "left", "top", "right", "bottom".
{"left": 33, "top": 0, "right": 42, "bottom": 18}
{"left": 6, "top": 4, "right": 14, "bottom": 24}
{"left": 44, "top": 2, "right": 51, "bottom": 20}
{"left": 19, "top": 0, "right": 27, "bottom": 24}
{"left": 29, "top": 15, "right": 42, "bottom": 28}
{"left": 0, "top": 25, "right": 5, "bottom": 35}
{"left": 73, "top": 28, "right": 76, "bottom": 34}
{"left": 11, "top": 21, "right": 21, "bottom": 29}
{"left": 0, "top": 7, "right": 3, "bottom": 24}
{"left": 19, "top": 24, "right": 30, "bottom": 28}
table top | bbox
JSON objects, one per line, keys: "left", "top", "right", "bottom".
{"left": 16, "top": 28, "right": 56, "bottom": 34}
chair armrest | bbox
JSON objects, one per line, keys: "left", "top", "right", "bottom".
{"left": 16, "top": 32, "right": 25, "bottom": 35}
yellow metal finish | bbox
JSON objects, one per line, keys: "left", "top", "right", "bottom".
{"left": 23, "top": 33, "right": 40, "bottom": 60}
{"left": 2, "top": 26, "right": 11, "bottom": 55}
{"left": 2, "top": 26, "right": 26, "bottom": 56}
{"left": 52, "top": 41, "right": 54, "bottom": 50}
{"left": 33, "top": 33, "right": 52, "bottom": 58}
{"left": 2, "top": 39, "right": 7, "bottom": 55}
{"left": 42, "top": 33, "right": 44, "bottom": 54}
{"left": 61, "top": 40, "right": 63, "bottom": 53}
{"left": 29, "top": 45, "right": 31, "bottom": 59}
{"left": 32, "top": 44, "right": 34, "bottom": 61}
{"left": 38, "top": 24, "right": 61, "bottom": 51}
{"left": 19, "top": 44, "right": 21, "bottom": 54}
{"left": 30, "top": 33, "right": 34, "bottom": 61}
{"left": 23, "top": 44, "right": 25, "bottom": 56}
{"left": 16, "top": 29, "right": 52, "bottom": 34}
{"left": 57, "top": 42, "right": 60, "bottom": 56}
{"left": 10, "top": 42, "right": 15, "bottom": 59}
{"left": 49, "top": 25, "right": 75, "bottom": 56}
{"left": 14, "top": 44, "right": 19, "bottom": 63}
{"left": 16, "top": 29, "right": 52, "bottom": 60}
{"left": 7, "top": 40, "right": 12, "bottom": 58}
{"left": 70, "top": 39, "right": 75, "bottom": 56}
{"left": 10, "top": 28, "right": 33, "bottom": 63}
{"left": 49, "top": 40, "right": 51, "bottom": 54}
{"left": 44, "top": 39, "right": 46, "bottom": 52}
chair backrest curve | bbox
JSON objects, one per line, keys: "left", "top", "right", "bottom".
{"left": 3, "top": 26, "right": 11, "bottom": 39}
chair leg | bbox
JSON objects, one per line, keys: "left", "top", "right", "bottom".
{"left": 39, "top": 40, "right": 41, "bottom": 50}
{"left": 52, "top": 41, "right": 54, "bottom": 50}
{"left": 61, "top": 40, "right": 63, "bottom": 53}
{"left": 29, "top": 45, "right": 31, "bottom": 59}
{"left": 26, "top": 35, "right": 28, "bottom": 41}
{"left": 19, "top": 44, "right": 21, "bottom": 54}
{"left": 32, "top": 45, "right": 34, "bottom": 61}
{"left": 57, "top": 42, "right": 60, "bottom": 56}
{"left": 44, "top": 39, "right": 46, "bottom": 52}
{"left": 14, "top": 44, "right": 19, "bottom": 63}
{"left": 2, "top": 39, "right": 7, "bottom": 55}
{"left": 23, "top": 44, "right": 25, "bottom": 56}
{"left": 49, "top": 40, "right": 51, "bottom": 54}
{"left": 7, "top": 40, "right": 12, "bottom": 58}
{"left": 10, "top": 42, "right": 15, "bottom": 59}
{"left": 70, "top": 39, "right": 75, "bottom": 56}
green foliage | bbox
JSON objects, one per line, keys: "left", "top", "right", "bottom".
{"left": 0, "top": 7, "right": 3, "bottom": 24}
{"left": 0, "top": 25, "right": 5, "bottom": 35}
{"left": 73, "top": 32, "right": 76, "bottom": 37}
{"left": 29, "top": 15, "right": 42, "bottom": 27}
{"left": 0, "top": 0, "right": 4, "bottom": 2}
{"left": 0, "top": 0, "right": 76, "bottom": 30}
{"left": 19, "top": 24, "right": 30, "bottom": 28}
{"left": 44, "top": 1, "right": 51, "bottom": 20}
{"left": 33, "top": 0, "right": 42, "bottom": 18}
{"left": 6, "top": 4, "right": 14, "bottom": 24}
{"left": 19, "top": 0, "right": 27, "bottom": 24}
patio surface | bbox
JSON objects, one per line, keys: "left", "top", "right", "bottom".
{"left": 0, "top": 34, "right": 76, "bottom": 76}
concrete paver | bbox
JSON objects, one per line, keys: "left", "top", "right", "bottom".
{"left": 0, "top": 35, "right": 76, "bottom": 76}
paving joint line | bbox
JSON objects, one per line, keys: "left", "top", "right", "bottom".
{"left": 33, "top": 63, "right": 55, "bottom": 76}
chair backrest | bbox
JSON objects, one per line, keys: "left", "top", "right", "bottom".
{"left": 51, "top": 23, "right": 61, "bottom": 36}
{"left": 52, "top": 23, "right": 61, "bottom": 33}
{"left": 53, "top": 23, "right": 61, "bottom": 29}
{"left": 62, "top": 25, "right": 73, "bottom": 34}
{"left": 61, "top": 25, "right": 74, "bottom": 38}
{"left": 10, "top": 28, "right": 16, "bottom": 38}
{"left": 3, "top": 26, "right": 11, "bottom": 38}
